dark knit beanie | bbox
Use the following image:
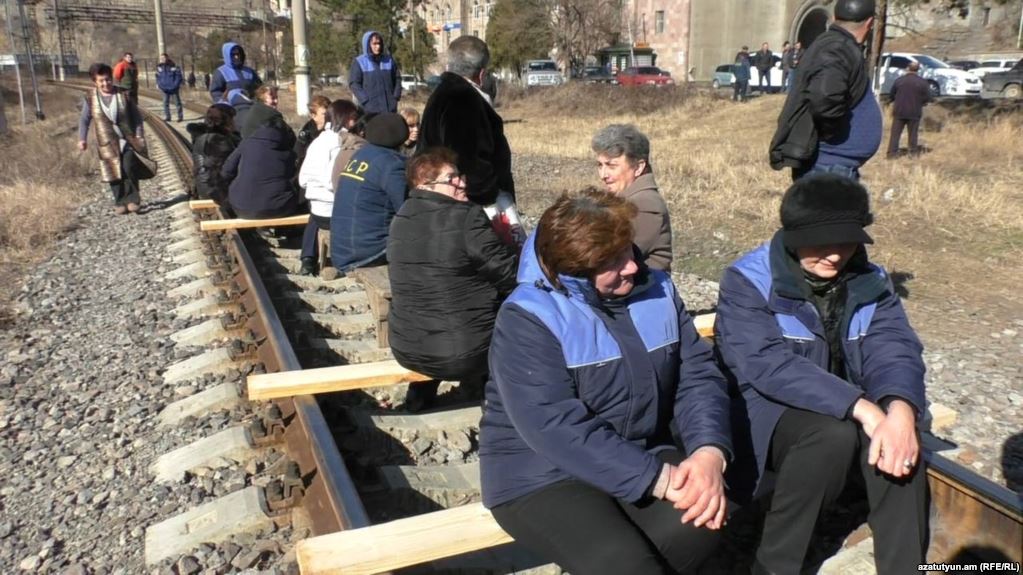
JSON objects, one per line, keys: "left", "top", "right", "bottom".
{"left": 365, "top": 113, "right": 409, "bottom": 149}
{"left": 780, "top": 174, "right": 874, "bottom": 249}
{"left": 834, "top": 0, "right": 875, "bottom": 22}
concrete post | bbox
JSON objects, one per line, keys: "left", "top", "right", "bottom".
{"left": 154, "top": 0, "right": 166, "bottom": 58}
{"left": 53, "top": 0, "right": 66, "bottom": 80}
{"left": 292, "top": 0, "right": 310, "bottom": 115}
{"left": 15, "top": 0, "right": 44, "bottom": 120}
{"left": 3, "top": 0, "right": 27, "bottom": 125}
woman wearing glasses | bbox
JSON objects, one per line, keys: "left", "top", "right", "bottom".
{"left": 387, "top": 147, "right": 519, "bottom": 411}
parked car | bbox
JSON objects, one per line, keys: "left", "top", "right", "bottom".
{"left": 947, "top": 59, "right": 981, "bottom": 71}
{"left": 617, "top": 66, "right": 674, "bottom": 86}
{"left": 523, "top": 60, "right": 564, "bottom": 88}
{"left": 969, "top": 58, "right": 1019, "bottom": 78}
{"left": 400, "top": 74, "right": 427, "bottom": 92}
{"left": 748, "top": 55, "right": 784, "bottom": 92}
{"left": 981, "top": 58, "right": 1023, "bottom": 99}
{"left": 579, "top": 66, "right": 618, "bottom": 84}
{"left": 880, "top": 53, "right": 982, "bottom": 97}
{"left": 712, "top": 64, "right": 736, "bottom": 89}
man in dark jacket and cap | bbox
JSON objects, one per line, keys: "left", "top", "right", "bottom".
{"left": 331, "top": 113, "right": 409, "bottom": 274}
{"left": 886, "top": 61, "right": 931, "bottom": 158}
{"left": 715, "top": 174, "right": 928, "bottom": 575}
{"left": 769, "top": 0, "right": 881, "bottom": 181}
{"left": 349, "top": 31, "right": 402, "bottom": 114}
{"left": 156, "top": 53, "right": 184, "bottom": 122}
{"left": 220, "top": 101, "right": 298, "bottom": 219}
{"left": 210, "top": 42, "right": 262, "bottom": 103}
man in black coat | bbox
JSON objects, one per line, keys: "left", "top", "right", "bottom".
{"left": 769, "top": 0, "right": 880, "bottom": 181}
{"left": 886, "top": 62, "right": 931, "bottom": 158}
{"left": 418, "top": 36, "right": 515, "bottom": 208}
{"left": 754, "top": 42, "right": 774, "bottom": 92}
{"left": 388, "top": 148, "right": 518, "bottom": 411}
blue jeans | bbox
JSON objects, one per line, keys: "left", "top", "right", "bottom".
{"left": 162, "top": 91, "right": 182, "bottom": 120}
{"left": 793, "top": 163, "right": 860, "bottom": 182}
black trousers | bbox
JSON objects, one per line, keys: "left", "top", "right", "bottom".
{"left": 757, "top": 408, "right": 929, "bottom": 575}
{"left": 888, "top": 117, "right": 921, "bottom": 155}
{"left": 491, "top": 449, "right": 720, "bottom": 575}
{"left": 733, "top": 80, "right": 749, "bottom": 101}
{"left": 109, "top": 147, "right": 141, "bottom": 206}
{"left": 300, "top": 214, "right": 331, "bottom": 260}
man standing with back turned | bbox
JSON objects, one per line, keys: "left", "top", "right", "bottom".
{"left": 769, "top": 0, "right": 880, "bottom": 181}
{"left": 886, "top": 61, "right": 931, "bottom": 158}
{"left": 418, "top": 36, "right": 522, "bottom": 245}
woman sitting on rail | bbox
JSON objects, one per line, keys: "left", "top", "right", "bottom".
{"left": 187, "top": 104, "right": 240, "bottom": 207}
{"left": 297, "top": 99, "right": 362, "bottom": 275}
{"left": 714, "top": 174, "right": 928, "bottom": 574}
{"left": 592, "top": 124, "right": 673, "bottom": 272}
{"left": 220, "top": 100, "right": 300, "bottom": 220}
{"left": 388, "top": 147, "right": 519, "bottom": 411}
{"left": 479, "top": 189, "right": 731, "bottom": 575}
{"left": 77, "top": 62, "right": 147, "bottom": 215}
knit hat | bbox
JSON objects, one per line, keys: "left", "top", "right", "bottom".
{"left": 834, "top": 0, "right": 875, "bottom": 22}
{"left": 364, "top": 113, "right": 409, "bottom": 149}
{"left": 780, "top": 174, "right": 874, "bottom": 249}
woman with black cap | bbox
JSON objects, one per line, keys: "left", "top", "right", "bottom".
{"left": 714, "top": 173, "right": 928, "bottom": 575}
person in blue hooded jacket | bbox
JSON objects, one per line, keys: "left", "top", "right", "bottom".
{"left": 348, "top": 31, "right": 402, "bottom": 114}
{"left": 715, "top": 174, "right": 928, "bottom": 575}
{"left": 330, "top": 113, "right": 409, "bottom": 274}
{"left": 480, "top": 189, "right": 732, "bottom": 575}
{"left": 155, "top": 53, "right": 183, "bottom": 122}
{"left": 210, "top": 41, "right": 261, "bottom": 103}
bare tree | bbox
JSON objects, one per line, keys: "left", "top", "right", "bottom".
{"left": 548, "top": 0, "right": 622, "bottom": 74}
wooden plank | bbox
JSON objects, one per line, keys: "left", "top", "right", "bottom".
{"left": 350, "top": 267, "right": 392, "bottom": 348}
{"left": 693, "top": 312, "right": 715, "bottom": 339}
{"left": 189, "top": 199, "right": 218, "bottom": 210}
{"left": 199, "top": 214, "right": 309, "bottom": 231}
{"left": 928, "top": 402, "right": 958, "bottom": 432}
{"left": 247, "top": 359, "right": 434, "bottom": 401}
{"left": 296, "top": 502, "right": 512, "bottom": 575}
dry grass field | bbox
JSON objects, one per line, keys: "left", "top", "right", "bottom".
{"left": 499, "top": 85, "right": 1023, "bottom": 336}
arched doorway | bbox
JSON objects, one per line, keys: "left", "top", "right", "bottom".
{"left": 797, "top": 7, "right": 830, "bottom": 47}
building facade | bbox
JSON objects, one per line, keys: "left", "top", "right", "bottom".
{"left": 628, "top": 0, "right": 692, "bottom": 79}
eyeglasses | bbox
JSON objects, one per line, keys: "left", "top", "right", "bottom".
{"left": 426, "top": 172, "right": 464, "bottom": 187}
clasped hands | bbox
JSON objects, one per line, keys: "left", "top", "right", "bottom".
{"left": 662, "top": 449, "right": 727, "bottom": 530}
{"left": 852, "top": 397, "right": 919, "bottom": 478}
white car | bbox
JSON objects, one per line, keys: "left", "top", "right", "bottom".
{"left": 880, "top": 53, "right": 982, "bottom": 97}
{"left": 969, "top": 58, "right": 1019, "bottom": 78}
{"left": 400, "top": 74, "right": 427, "bottom": 92}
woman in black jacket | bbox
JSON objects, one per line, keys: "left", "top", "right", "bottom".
{"left": 187, "top": 104, "right": 240, "bottom": 205}
{"left": 387, "top": 147, "right": 519, "bottom": 411}
{"left": 221, "top": 103, "right": 299, "bottom": 219}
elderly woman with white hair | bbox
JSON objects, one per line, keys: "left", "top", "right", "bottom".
{"left": 592, "top": 124, "right": 673, "bottom": 271}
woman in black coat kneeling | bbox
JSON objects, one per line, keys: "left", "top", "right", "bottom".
{"left": 387, "top": 147, "right": 519, "bottom": 411}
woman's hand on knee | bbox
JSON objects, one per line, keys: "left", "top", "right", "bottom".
{"left": 665, "top": 450, "right": 727, "bottom": 530}
{"left": 852, "top": 398, "right": 886, "bottom": 438}
{"left": 867, "top": 400, "right": 919, "bottom": 478}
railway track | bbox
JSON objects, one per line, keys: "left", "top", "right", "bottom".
{"left": 55, "top": 79, "right": 1021, "bottom": 573}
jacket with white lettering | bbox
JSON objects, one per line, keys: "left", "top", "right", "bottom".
{"left": 480, "top": 234, "right": 732, "bottom": 508}
{"left": 715, "top": 233, "right": 925, "bottom": 499}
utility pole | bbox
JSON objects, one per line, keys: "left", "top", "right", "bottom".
{"left": 154, "top": 0, "right": 166, "bottom": 57}
{"left": 870, "top": 0, "right": 887, "bottom": 94}
{"left": 4, "top": 0, "right": 27, "bottom": 124}
{"left": 15, "top": 0, "right": 44, "bottom": 120}
{"left": 52, "top": 0, "right": 65, "bottom": 80}
{"left": 292, "top": 0, "right": 310, "bottom": 115}
{"left": 1017, "top": 0, "right": 1022, "bottom": 49}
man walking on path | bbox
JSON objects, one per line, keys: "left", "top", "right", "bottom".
{"left": 348, "top": 30, "right": 402, "bottom": 114}
{"left": 769, "top": 0, "right": 880, "bottom": 181}
{"left": 754, "top": 42, "right": 774, "bottom": 92}
{"left": 113, "top": 52, "right": 139, "bottom": 105}
{"left": 187, "top": 71, "right": 197, "bottom": 90}
{"left": 887, "top": 62, "right": 931, "bottom": 158}
{"left": 156, "top": 53, "right": 184, "bottom": 122}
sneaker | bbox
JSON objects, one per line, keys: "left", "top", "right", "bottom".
{"left": 114, "top": 205, "right": 128, "bottom": 215}
{"left": 299, "top": 257, "right": 317, "bottom": 276}
{"left": 126, "top": 202, "right": 140, "bottom": 213}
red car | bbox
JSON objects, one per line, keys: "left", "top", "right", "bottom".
{"left": 616, "top": 66, "right": 674, "bottom": 86}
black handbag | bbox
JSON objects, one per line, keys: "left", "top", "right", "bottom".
{"left": 126, "top": 137, "right": 159, "bottom": 180}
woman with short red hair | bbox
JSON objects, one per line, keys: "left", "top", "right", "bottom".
{"left": 479, "top": 189, "right": 731, "bottom": 574}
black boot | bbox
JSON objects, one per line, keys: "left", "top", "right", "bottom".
{"left": 404, "top": 380, "right": 441, "bottom": 413}
{"left": 299, "top": 257, "right": 317, "bottom": 276}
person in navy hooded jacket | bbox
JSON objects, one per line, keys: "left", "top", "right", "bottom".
{"left": 210, "top": 41, "right": 261, "bottom": 103}
{"left": 349, "top": 31, "right": 402, "bottom": 114}
{"left": 480, "top": 189, "right": 732, "bottom": 575}
{"left": 715, "top": 174, "right": 928, "bottom": 575}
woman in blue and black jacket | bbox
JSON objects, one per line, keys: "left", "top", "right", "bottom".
{"left": 480, "top": 189, "right": 732, "bottom": 575}
{"left": 715, "top": 174, "right": 928, "bottom": 575}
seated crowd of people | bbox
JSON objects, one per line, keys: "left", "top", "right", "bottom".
{"left": 181, "top": 34, "right": 929, "bottom": 575}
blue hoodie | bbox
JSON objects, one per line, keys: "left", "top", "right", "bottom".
{"left": 348, "top": 31, "right": 402, "bottom": 114}
{"left": 479, "top": 234, "right": 732, "bottom": 508}
{"left": 210, "top": 41, "right": 261, "bottom": 103}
